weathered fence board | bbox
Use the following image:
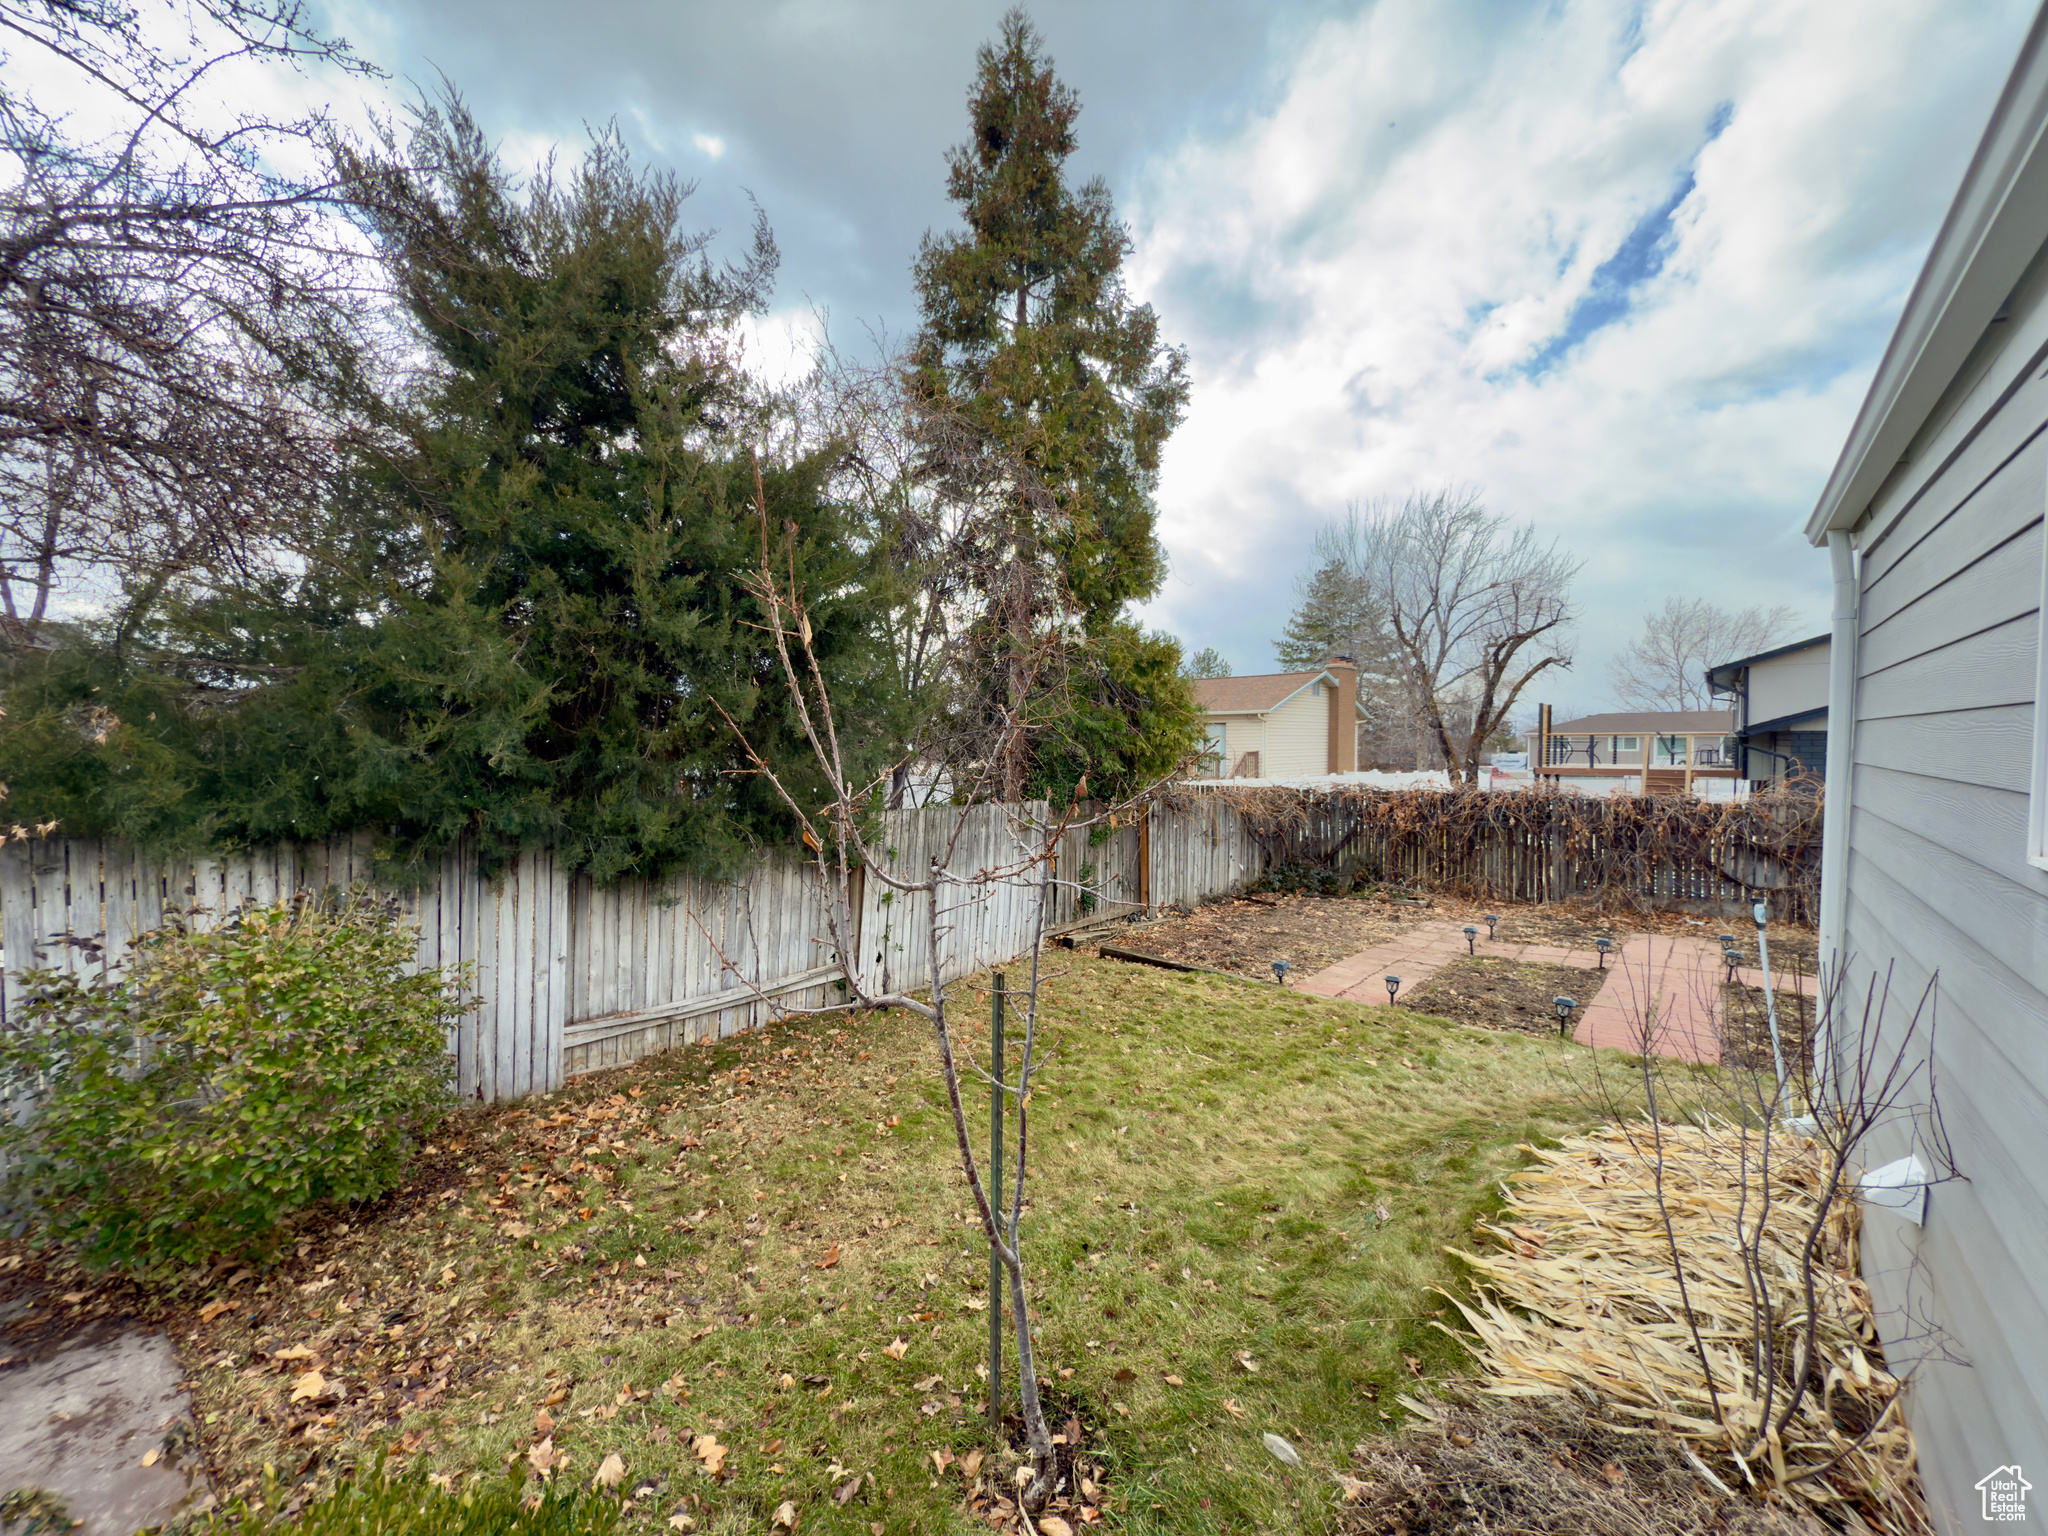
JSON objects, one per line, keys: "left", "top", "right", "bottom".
{"left": 0, "top": 788, "right": 1815, "bottom": 1103}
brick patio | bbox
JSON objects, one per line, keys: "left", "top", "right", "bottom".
{"left": 1296, "top": 922, "right": 1778, "bottom": 1064}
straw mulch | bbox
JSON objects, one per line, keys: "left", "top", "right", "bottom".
{"left": 1443, "top": 1123, "right": 1926, "bottom": 1535}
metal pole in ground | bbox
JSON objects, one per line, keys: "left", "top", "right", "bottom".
{"left": 989, "top": 971, "right": 1005, "bottom": 1439}
{"left": 1752, "top": 899, "right": 1787, "bottom": 1093}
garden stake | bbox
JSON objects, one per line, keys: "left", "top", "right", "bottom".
{"left": 1752, "top": 899, "right": 1787, "bottom": 1092}
{"left": 990, "top": 971, "right": 1005, "bottom": 1438}
{"left": 1464, "top": 925, "right": 1478, "bottom": 954}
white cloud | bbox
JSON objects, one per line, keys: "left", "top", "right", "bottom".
{"left": 1126, "top": 0, "right": 2032, "bottom": 703}
{"left": 692, "top": 131, "right": 729, "bottom": 160}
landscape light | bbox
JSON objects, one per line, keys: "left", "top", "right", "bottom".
{"left": 1724, "top": 947, "right": 1742, "bottom": 983}
{"left": 1385, "top": 975, "right": 1401, "bottom": 1005}
{"left": 1595, "top": 936, "right": 1613, "bottom": 969}
{"left": 1272, "top": 960, "right": 1290, "bottom": 986}
{"left": 1553, "top": 995, "right": 1578, "bottom": 1039}
{"left": 1484, "top": 913, "right": 1500, "bottom": 940}
{"left": 1752, "top": 898, "right": 1768, "bottom": 929}
{"left": 1463, "top": 925, "right": 1478, "bottom": 955}
{"left": 1717, "top": 934, "right": 1736, "bottom": 950}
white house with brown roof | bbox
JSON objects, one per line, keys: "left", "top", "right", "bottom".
{"left": 1192, "top": 658, "right": 1364, "bottom": 779}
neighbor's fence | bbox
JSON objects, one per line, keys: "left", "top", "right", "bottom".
{"left": 0, "top": 786, "right": 1814, "bottom": 1103}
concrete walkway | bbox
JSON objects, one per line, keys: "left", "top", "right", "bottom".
{"left": 1298, "top": 922, "right": 1776, "bottom": 1065}
{"left": 0, "top": 1331, "right": 211, "bottom": 1535}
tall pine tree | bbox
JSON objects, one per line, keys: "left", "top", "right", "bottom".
{"left": 910, "top": 9, "right": 1196, "bottom": 799}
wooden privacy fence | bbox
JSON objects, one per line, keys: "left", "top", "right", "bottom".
{"left": 0, "top": 786, "right": 1814, "bottom": 1103}
{"left": 0, "top": 797, "right": 1273, "bottom": 1103}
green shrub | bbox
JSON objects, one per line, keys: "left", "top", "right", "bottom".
{"left": 0, "top": 891, "right": 462, "bottom": 1273}
{"left": 205, "top": 1466, "right": 620, "bottom": 1536}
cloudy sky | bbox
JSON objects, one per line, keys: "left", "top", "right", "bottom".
{"left": 322, "top": 0, "right": 2033, "bottom": 713}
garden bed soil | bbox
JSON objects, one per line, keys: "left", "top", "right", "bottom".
{"left": 1402, "top": 958, "right": 1611, "bottom": 1040}
{"left": 1119, "top": 892, "right": 1443, "bottom": 979}
{"left": 1722, "top": 982, "right": 1819, "bottom": 1073}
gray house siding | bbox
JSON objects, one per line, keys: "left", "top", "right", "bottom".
{"left": 1840, "top": 261, "right": 2048, "bottom": 1526}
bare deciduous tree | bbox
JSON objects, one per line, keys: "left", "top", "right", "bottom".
{"left": 718, "top": 460, "right": 1155, "bottom": 1512}
{"left": 0, "top": 0, "right": 377, "bottom": 639}
{"left": 1318, "top": 486, "right": 1579, "bottom": 784}
{"left": 1609, "top": 596, "right": 1801, "bottom": 712}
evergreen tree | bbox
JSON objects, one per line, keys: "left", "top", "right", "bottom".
{"left": 0, "top": 102, "right": 900, "bottom": 879}
{"left": 327, "top": 102, "right": 897, "bottom": 880}
{"left": 1183, "top": 646, "right": 1231, "bottom": 679}
{"left": 910, "top": 9, "right": 1195, "bottom": 800}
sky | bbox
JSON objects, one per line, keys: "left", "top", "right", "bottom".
{"left": 311, "top": 0, "right": 2035, "bottom": 713}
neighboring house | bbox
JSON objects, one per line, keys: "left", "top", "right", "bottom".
{"left": 1192, "top": 658, "right": 1363, "bottom": 779}
{"left": 1705, "top": 633, "right": 1831, "bottom": 786}
{"left": 1802, "top": 9, "right": 2048, "bottom": 1520}
{"left": 1531, "top": 709, "right": 1741, "bottom": 797}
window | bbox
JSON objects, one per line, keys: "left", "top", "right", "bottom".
{"left": 1201, "top": 725, "right": 1227, "bottom": 779}
{"left": 1614, "top": 735, "right": 1640, "bottom": 753}
{"left": 1653, "top": 735, "right": 1688, "bottom": 766}
{"left": 1310, "top": 681, "right": 1323, "bottom": 697}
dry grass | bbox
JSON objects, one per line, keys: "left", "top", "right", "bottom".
{"left": 1446, "top": 1124, "right": 1925, "bottom": 1535}
{"left": 1338, "top": 1393, "right": 1830, "bottom": 1535}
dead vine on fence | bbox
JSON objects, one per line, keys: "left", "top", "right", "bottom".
{"left": 1154, "top": 783, "right": 1822, "bottom": 919}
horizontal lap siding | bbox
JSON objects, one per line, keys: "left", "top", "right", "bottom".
{"left": 1845, "top": 326, "right": 2048, "bottom": 1518}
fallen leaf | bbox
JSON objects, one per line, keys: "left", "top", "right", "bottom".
{"left": 772, "top": 1500, "right": 798, "bottom": 1529}
{"left": 816, "top": 1245, "right": 840, "bottom": 1270}
{"left": 1221, "top": 1398, "right": 1246, "bottom": 1419}
{"left": 289, "top": 1370, "right": 328, "bottom": 1404}
{"left": 1332, "top": 1472, "right": 1371, "bottom": 1502}
{"left": 692, "top": 1434, "right": 728, "bottom": 1476}
{"left": 1038, "top": 1519, "right": 1074, "bottom": 1536}
{"left": 440, "top": 1266, "right": 457, "bottom": 1285}
{"left": 932, "top": 1448, "right": 955, "bottom": 1473}
{"left": 536, "top": 1408, "right": 555, "bottom": 1435}
{"left": 1403, "top": 1355, "right": 1423, "bottom": 1377}
{"left": 963, "top": 1293, "right": 988, "bottom": 1311}
{"left": 761, "top": 1437, "right": 784, "bottom": 1456}
{"left": 1164, "top": 1374, "right": 1184, "bottom": 1386}
{"left": 1601, "top": 1462, "right": 1626, "bottom": 1486}
{"left": 141, "top": 1446, "right": 160, "bottom": 1467}
{"left": 594, "top": 1452, "right": 626, "bottom": 1490}
{"left": 1262, "top": 1432, "right": 1302, "bottom": 1468}
{"left": 667, "top": 1514, "right": 696, "bottom": 1531}
{"left": 1234, "top": 1351, "right": 1260, "bottom": 1374}
{"left": 1113, "top": 1367, "right": 1136, "bottom": 1383}
{"left": 1449, "top": 1430, "right": 1475, "bottom": 1448}
{"left": 543, "top": 1388, "right": 569, "bottom": 1407}
{"left": 198, "top": 1299, "right": 239, "bottom": 1325}
{"left": 882, "top": 1337, "right": 909, "bottom": 1360}
{"left": 834, "top": 1475, "right": 862, "bottom": 1505}
{"left": 272, "top": 1344, "right": 317, "bottom": 1362}
{"left": 528, "top": 1437, "right": 558, "bottom": 1474}
{"left": 959, "top": 1447, "right": 983, "bottom": 1480}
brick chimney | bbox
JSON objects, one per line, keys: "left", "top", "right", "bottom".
{"left": 1324, "top": 655, "right": 1358, "bottom": 773}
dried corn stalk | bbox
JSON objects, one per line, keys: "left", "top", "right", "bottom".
{"left": 1444, "top": 1123, "right": 1925, "bottom": 1535}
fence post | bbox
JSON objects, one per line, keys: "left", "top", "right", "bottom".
{"left": 989, "top": 971, "right": 1005, "bottom": 1438}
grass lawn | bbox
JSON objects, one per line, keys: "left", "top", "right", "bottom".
{"left": 180, "top": 952, "right": 1600, "bottom": 1534}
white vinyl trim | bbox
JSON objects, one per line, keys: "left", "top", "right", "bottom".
{"left": 2029, "top": 486, "right": 2048, "bottom": 869}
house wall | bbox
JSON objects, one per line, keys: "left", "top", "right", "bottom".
{"left": 1261, "top": 688, "right": 1330, "bottom": 777}
{"left": 1747, "top": 645, "right": 1831, "bottom": 727}
{"left": 1211, "top": 712, "right": 1265, "bottom": 776}
{"left": 1838, "top": 243, "right": 2048, "bottom": 1528}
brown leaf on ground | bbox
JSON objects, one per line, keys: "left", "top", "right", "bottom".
{"left": 198, "top": 1299, "right": 238, "bottom": 1324}
{"left": 772, "top": 1500, "right": 798, "bottom": 1529}
{"left": 528, "top": 1437, "right": 558, "bottom": 1474}
{"left": 959, "top": 1447, "right": 983, "bottom": 1480}
{"left": 1038, "top": 1518, "right": 1074, "bottom": 1536}
{"left": 816, "top": 1244, "right": 840, "bottom": 1269}
{"left": 692, "top": 1434, "right": 728, "bottom": 1476}
{"left": 594, "top": 1452, "right": 626, "bottom": 1489}
{"left": 931, "top": 1448, "right": 954, "bottom": 1473}
{"left": 882, "top": 1337, "right": 908, "bottom": 1360}
{"left": 834, "top": 1475, "right": 862, "bottom": 1505}
{"left": 288, "top": 1370, "right": 327, "bottom": 1403}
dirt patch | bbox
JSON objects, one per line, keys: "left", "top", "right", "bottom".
{"left": 1113, "top": 893, "right": 1443, "bottom": 979}
{"left": 1403, "top": 957, "right": 1610, "bottom": 1039}
{"left": 1338, "top": 1395, "right": 1825, "bottom": 1535}
{"left": 1722, "top": 982, "right": 1819, "bottom": 1072}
